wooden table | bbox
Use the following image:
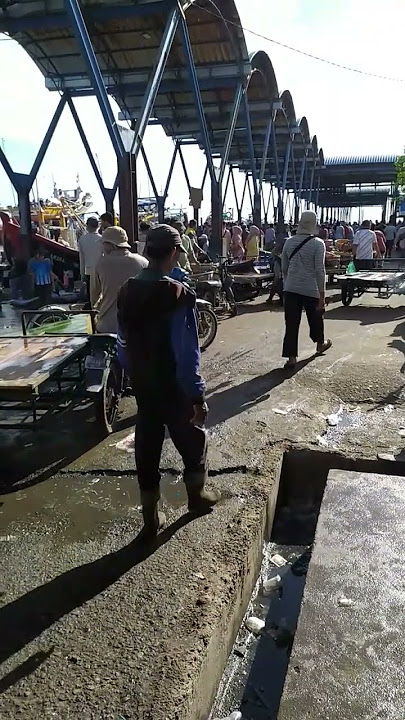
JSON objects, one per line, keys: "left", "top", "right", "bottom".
{"left": 0, "top": 336, "right": 88, "bottom": 394}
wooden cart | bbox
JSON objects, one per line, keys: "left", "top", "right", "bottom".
{"left": 337, "top": 260, "right": 405, "bottom": 306}
{"left": 0, "top": 309, "right": 122, "bottom": 433}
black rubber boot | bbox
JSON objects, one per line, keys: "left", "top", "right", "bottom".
{"left": 185, "top": 472, "right": 220, "bottom": 515}
{"left": 139, "top": 490, "right": 166, "bottom": 539}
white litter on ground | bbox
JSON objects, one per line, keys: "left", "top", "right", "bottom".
{"left": 338, "top": 595, "right": 355, "bottom": 608}
{"left": 263, "top": 574, "right": 282, "bottom": 594}
{"left": 245, "top": 616, "right": 265, "bottom": 634}
{"left": 377, "top": 452, "right": 396, "bottom": 462}
{"left": 114, "top": 433, "right": 135, "bottom": 452}
{"left": 269, "top": 553, "right": 287, "bottom": 567}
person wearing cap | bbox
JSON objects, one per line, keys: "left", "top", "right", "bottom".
{"left": 91, "top": 226, "right": 148, "bottom": 334}
{"left": 117, "top": 224, "right": 219, "bottom": 539}
{"left": 281, "top": 210, "right": 332, "bottom": 369}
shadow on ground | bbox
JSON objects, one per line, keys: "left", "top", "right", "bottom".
{"left": 325, "top": 304, "right": 405, "bottom": 324}
{"left": 0, "top": 513, "right": 195, "bottom": 682}
{"left": 0, "top": 403, "right": 135, "bottom": 494}
{"left": 207, "top": 357, "right": 315, "bottom": 427}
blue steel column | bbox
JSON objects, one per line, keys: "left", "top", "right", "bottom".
{"left": 271, "top": 129, "right": 283, "bottom": 225}
{"left": 259, "top": 116, "right": 274, "bottom": 190}
{"left": 64, "top": 0, "right": 124, "bottom": 159}
{"left": 29, "top": 96, "right": 67, "bottom": 184}
{"left": 290, "top": 142, "right": 300, "bottom": 224}
{"left": 140, "top": 145, "right": 159, "bottom": 201}
{"left": 230, "top": 166, "right": 242, "bottom": 222}
{"left": 219, "top": 85, "right": 243, "bottom": 184}
{"left": 66, "top": 93, "right": 116, "bottom": 214}
{"left": 315, "top": 168, "right": 321, "bottom": 213}
{"left": 161, "top": 143, "right": 179, "bottom": 221}
{"left": 222, "top": 166, "right": 232, "bottom": 214}
{"left": 307, "top": 166, "right": 315, "bottom": 208}
{"left": 281, "top": 140, "right": 292, "bottom": 222}
{"left": 178, "top": 144, "right": 191, "bottom": 194}
{"left": 14, "top": 175, "right": 32, "bottom": 260}
{"left": 297, "top": 152, "right": 307, "bottom": 219}
{"left": 240, "top": 174, "right": 249, "bottom": 224}
{"left": 178, "top": 10, "right": 221, "bottom": 253}
{"left": 130, "top": 6, "right": 180, "bottom": 158}
{"left": 243, "top": 92, "right": 261, "bottom": 227}
{"left": 0, "top": 96, "right": 68, "bottom": 259}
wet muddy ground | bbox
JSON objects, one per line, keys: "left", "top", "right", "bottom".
{"left": 1, "top": 290, "right": 405, "bottom": 718}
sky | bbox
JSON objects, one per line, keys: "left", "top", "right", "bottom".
{"left": 0, "top": 0, "right": 404, "bottom": 220}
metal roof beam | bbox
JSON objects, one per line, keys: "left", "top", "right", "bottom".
{"left": 64, "top": 0, "right": 125, "bottom": 157}
{"left": 130, "top": 4, "right": 180, "bottom": 158}
{"left": 118, "top": 99, "right": 271, "bottom": 119}
{"left": 0, "top": 0, "right": 179, "bottom": 33}
{"left": 46, "top": 70, "right": 244, "bottom": 93}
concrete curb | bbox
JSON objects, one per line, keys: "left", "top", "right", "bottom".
{"left": 190, "top": 456, "right": 283, "bottom": 720}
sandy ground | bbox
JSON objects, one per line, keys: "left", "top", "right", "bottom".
{"left": 1, "top": 288, "right": 405, "bottom": 719}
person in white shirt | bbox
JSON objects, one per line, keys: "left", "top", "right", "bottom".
{"left": 384, "top": 219, "right": 397, "bottom": 257}
{"left": 78, "top": 216, "right": 103, "bottom": 300}
{"left": 352, "top": 220, "right": 380, "bottom": 269}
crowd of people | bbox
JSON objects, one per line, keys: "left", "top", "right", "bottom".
{"left": 8, "top": 209, "right": 405, "bottom": 539}
{"left": 316, "top": 217, "right": 405, "bottom": 260}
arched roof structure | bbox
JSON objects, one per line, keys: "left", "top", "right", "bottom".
{"left": 0, "top": 0, "right": 324, "bottom": 210}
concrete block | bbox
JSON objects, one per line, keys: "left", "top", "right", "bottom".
{"left": 278, "top": 470, "right": 405, "bottom": 720}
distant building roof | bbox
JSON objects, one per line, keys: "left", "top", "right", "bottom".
{"left": 325, "top": 155, "right": 398, "bottom": 166}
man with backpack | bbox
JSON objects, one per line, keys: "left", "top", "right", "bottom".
{"left": 281, "top": 211, "right": 331, "bottom": 369}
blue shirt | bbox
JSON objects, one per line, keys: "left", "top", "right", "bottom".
{"left": 30, "top": 258, "right": 52, "bottom": 285}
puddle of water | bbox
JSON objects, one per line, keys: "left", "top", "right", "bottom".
{"left": 0, "top": 471, "right": 188, "bottom": 543}
{"left": 210, "top": 541, "right": 310, "bottom": 720}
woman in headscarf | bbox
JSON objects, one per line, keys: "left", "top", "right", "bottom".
{"left": 245, "top": 225, "right": 261, "bottom": 260}
{"left": 230, "top": 225, "right": 244, "bottom": 261}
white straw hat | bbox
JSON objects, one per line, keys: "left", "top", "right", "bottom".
{"left": 297, "top": 210, "right": 318, "bottom": 236}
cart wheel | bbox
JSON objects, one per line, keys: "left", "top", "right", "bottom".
{"left": 95, "top": 362, "right": 121, "bottom": 435}
{"left": 26, "top": 306, "right": 69, "bottom": 331}
{"left": 341, "top": 283, "right": 354, "bottom": 306}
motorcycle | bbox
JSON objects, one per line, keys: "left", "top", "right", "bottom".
{"left": 170, "top": 267, "right": 218, "bottom": 351}
{"left": 196, "top": 297, "right": 218, "bottom": 351}
{"left": 194, "top": 265, "right": 237, "bottom": 317}
{"left": 220, "top": 257, "right": 262, "bottom": 303}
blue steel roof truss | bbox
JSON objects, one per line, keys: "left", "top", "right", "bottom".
{"left": 0, "top": 0, "right": 329, "bottom": 237}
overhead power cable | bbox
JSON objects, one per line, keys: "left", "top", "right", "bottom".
{"left": 193, "top": 2, "right": 405, "bottom": 83}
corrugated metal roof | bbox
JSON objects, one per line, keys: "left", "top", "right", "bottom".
{"left": 0, "top": 0, "right": 323, "bottom": 189}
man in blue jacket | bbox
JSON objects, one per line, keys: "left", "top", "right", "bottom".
{"left": 117, "top": 224, "right": 218, "bottom": 538}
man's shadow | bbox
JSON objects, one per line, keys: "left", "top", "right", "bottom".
{"left": 207, "top": 355, "right": 315, "bottom": 427}
{"left": 0, "top": 514, "right": 192, "bottom": 671}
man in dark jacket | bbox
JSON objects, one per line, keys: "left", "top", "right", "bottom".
{"left": 117, "top": 224, "right": 218, "bottom": 538}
